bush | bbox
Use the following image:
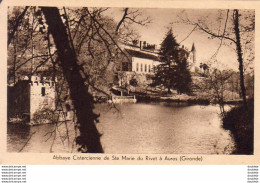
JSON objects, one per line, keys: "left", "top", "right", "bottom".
{"left": 129, "top": 78, "right": 138, "bottom": 87}
{"left": 223, "top": 99, "right": 254, "bottom": 154}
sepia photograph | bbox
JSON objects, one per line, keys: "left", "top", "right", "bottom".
{"left": 6, "top": 6, "right": 254, "bottom": 155}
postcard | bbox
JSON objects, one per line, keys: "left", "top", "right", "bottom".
{"left": 0, "top": 0, "right": 259, "bottom": 164}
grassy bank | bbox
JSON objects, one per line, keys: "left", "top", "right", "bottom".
{"left": 222, "top": 98, "right": 254, "bottom": 154}
{"left": 134, "top": 93, "right": 210, "bottom": 105}
{"left": 132, "top": 91, "right": 243, "bottom": 105}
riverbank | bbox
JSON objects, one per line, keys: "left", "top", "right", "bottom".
{"left": 135, "top": 94, "right": 210, "bottom": 105}
{"left": 132, "top": 92, "right": 242, "bottom": 105}
{"left": 222, "top": 98, "right": 254, "bottom": 154}
{"left": 94, "top": 87, "right": 243, "bottom": 105}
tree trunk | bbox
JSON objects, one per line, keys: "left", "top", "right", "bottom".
{"left": 167, "top": 60, "right": 171, "bottom": 94}
{"left": 13, "top": 33, "right": 17, "bottom": 84}
{"left": 41, "top": 7, "right": 103, "bottom": 153}
{"left": 234, "top": 9, "right": 247, "bottom": 109}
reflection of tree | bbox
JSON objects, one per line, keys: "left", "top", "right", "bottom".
{"left": 7, "top": 124, "right": 31, "bottom": 152}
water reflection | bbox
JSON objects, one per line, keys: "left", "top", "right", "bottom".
{"left": 7, "top": 122, "right": 76, "bottom": 153}
{"left": 7, "top": 124, "right": 30, "bottom": 152}
{"left": 7, "top": 103, "right": 235, "bottom": 154}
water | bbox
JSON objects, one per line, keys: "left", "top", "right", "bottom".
{"left": 7, "top": 103, "right": 235, "bottom": 154}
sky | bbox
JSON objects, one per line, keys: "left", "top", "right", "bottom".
{"left": 104, "top": 8, "right": 254, "bottom": 71}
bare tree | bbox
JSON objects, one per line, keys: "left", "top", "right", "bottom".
{"left": 196, "top": 68, "right": 233, "bottom": 119}
{"left": 115, "top": 8, "right": 152, "bottom": 43}
{"left": 40, "top": 7, "right": 104, "bottom": 153}
{"left": 8, "top": 6, "right": 29, "bottom": 46}
{"left": 8, "top": 6, "right": 154, "bottom": 153}
{"left": 177, "top": 9, "right": 255, "bottom": 109}
{"left": 116, "top": 8, "right": 152, "bottom": 32}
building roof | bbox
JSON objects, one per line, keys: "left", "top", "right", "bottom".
{"left": 125, "top": 48, "right": 159, "bottom": 61}
{"left": 191, "top": 43, "right": 196, "bottom": 51}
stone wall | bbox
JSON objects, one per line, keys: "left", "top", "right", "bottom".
{"left": 29, "top": 76, "right": 56, "bottom": 124}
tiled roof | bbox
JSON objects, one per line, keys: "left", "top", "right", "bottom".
{"left": 125, "top": 48, "right": 159, "bottom": 61}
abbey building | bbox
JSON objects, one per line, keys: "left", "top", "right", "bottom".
{"left": 120, "top": 40, "right": 198, "bottom": 74}
{"left": 117, "top": 40, "right": 199, "bottom": 90}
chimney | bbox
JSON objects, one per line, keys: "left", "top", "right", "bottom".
{"left": 140, "top": 41, "right": 143, "bottom": 50}
{"left": 143, "top": 41, "right": 147, "bottom": 48}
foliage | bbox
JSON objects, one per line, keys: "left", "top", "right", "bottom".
{"left": 175, "top": 48, "right": 192, "bottom": 94}
{"left": 8, "top": 6, "right": 151, "bottom": 153}
{"left": 129, "top": 77, "right": 138, "bottom": 87}
{"left": 151, "top": 28, "right": 192, "bottom": 94}
{"left": 7, "top": 7, "right": 53, "bottom": 84}
{"left": 223, "top": 98, "right": 254, "bottom": 154}
{"left": 195, "top": 68, "right": 234, "bottom": 119}
{"left": 31, "top": 108, "right": 58, "bottom": 125}
{"left": 177, "top": 9, "right": 255, "bottom": 109}
{"left": 160, "top": 28, "right": 180, "bottom": 59}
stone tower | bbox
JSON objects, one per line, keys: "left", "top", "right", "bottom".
{"left": 191, "top": 43, "right": 196, "bottom": 64}
{"left": 30, "top": 76, "right": 56, "bottom": 118}
{"left": 187, "top": 43, "right": 197, "bottom": 73}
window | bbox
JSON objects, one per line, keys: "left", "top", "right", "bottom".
{"left": 141, "top": 64, "right": 143, "bottom": 72}
{"left": 145, "top": 64, "right": 147, "bottom": 72}
{"left": 149, "top": 65, "right": 151, "bottom": 72}
{"left": 41, "top": 87, "right": 46, "bottom": 96}
{"left": 136, "top": 63, "right": 139, "bottom": 72}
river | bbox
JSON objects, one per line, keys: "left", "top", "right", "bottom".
{"left": 7, "top": 103, "right": 235, "bottom": 154}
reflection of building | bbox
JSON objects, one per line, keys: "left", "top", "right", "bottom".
{"left": 8, "top": 75, "right": 56, "bottom": 125}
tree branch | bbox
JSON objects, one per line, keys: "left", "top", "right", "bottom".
{"left": 211, "top": 10, "right": 230, "bottom": 58}
{"left": 195, "top": 22, "right": 236, "bottom": 44}
{"left": 86, "top": 8, "right": 131, "bottom": 62}
{"left": 115, "top": 8, "right": 129, "bottom": 33}
{"left": 8, "top": 6, "right": 29, "bottom": 46}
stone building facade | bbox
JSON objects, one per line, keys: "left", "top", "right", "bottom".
{"left": 121, "top": 41, "right": 197, "bottom": 74}
{"left": 8, "top": 75, "right": 56, "bottom": 125}
{"left": 118, "top": 41, "right": 198, "bottom": 90}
